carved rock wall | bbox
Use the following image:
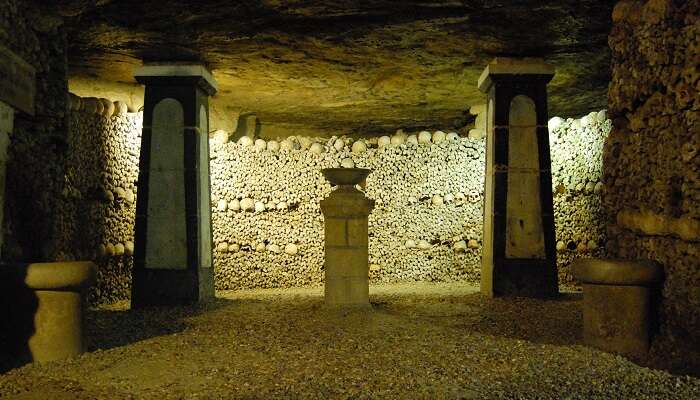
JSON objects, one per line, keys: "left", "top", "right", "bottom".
{"left": 605, "top": 0, "right": 700, "bottom": 374}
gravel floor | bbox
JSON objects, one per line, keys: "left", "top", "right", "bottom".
{"left": 0, "top": 283, "right": 698, "bottom": 399}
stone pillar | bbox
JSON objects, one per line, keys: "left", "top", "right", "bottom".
{"left": 131, "top": 64, "right": 217, "bottom": 307}
{"left": 320, "top": 168, "right": 374, "bottom": 307}
{"left": 0, "top": 102, "right": 13, "bottom": 259}
{"left": 478, "top": 58, "right": 558, "bottom": 298}
{"left": 0, "top": 44, "right": 35, "bottom": 259}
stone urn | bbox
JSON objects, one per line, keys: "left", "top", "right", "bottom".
{"left": 320, "top": 168, "right": 374, "bottom": 307}
{"left": 322, "top": 167, "right": 371, "bottom": 188}
{"left": 1, "top": 261, "right": 96, "bottom": 366}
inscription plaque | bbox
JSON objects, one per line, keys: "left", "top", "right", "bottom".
{"left": 0, "top": 45, "right": 36, "bottom": 115}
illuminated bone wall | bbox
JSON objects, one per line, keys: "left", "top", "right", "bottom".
{"left": 60, "top": 95, "right": 141, "bottom": 304}
{"left": 63, "top": 93, "right": 610, "bottom": 303}
{"left": 210, "top": 132, "right": 485, "bottom": 289}
{"left": 549, "top": 111, "right": 611, "bottom": 282}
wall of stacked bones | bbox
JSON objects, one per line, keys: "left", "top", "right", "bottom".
{"left": 62, "top": 92, "right": 611, "bottom": 305}
{"left": 1, "top": 0, "right": 69, "bottom": 263}
{"left": 59, "top": 95, "right": 141, "bottom": 304}
{"left": 605, "top": 0, "right": 700, "bottom": 371}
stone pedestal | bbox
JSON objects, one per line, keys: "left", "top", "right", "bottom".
{"left": 131, "top": 64, "right": 217, "bottom": 307}
{"left": 1, "top": 262, "right": 96, "bottom": 364}
{"left": 320, "top": 168, "right": 374, "bottom": 307}
{"left": 572, "top": 258, "right": 663, "bottom": 359}
{"left": 478, "top": 58, "right": 558, "bottom": 298}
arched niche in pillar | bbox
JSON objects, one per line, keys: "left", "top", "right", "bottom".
{"left": 506, "top": 95, "right": 545, "bottom": 259}
{"left": 145, "top": 97, "right": 187, "bottom": 269}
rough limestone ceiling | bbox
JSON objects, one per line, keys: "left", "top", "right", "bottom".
{"left": 45, "top": 0, "right": 615, "bottom": 134}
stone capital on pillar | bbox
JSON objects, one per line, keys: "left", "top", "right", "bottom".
{"left": 131, "top": 63, "right": 217, "bottom": 307}
{"left": 478, "top": 57, "right": 555, "bottom": 93}
{"left": 478, "top": 58, "right": 558, "bottom": 298}
{"left": 134, "top": 63, "right": 218, "bottom": 96}
{"left": 320, "top": 191, "right": 374, "bottom": 219}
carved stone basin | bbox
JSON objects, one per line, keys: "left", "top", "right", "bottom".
{"left": 322, "top": 168, "right": 371, "bottom": 186}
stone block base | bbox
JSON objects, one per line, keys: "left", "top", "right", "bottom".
{"left": 30, "top": 290, "right": 87, "bottom": 362}
{"left": 131, "top": 267, "right": 214, "bottom": 307}
{"left": 573, "top": 258, "right": 663, "bottom": 359}
{"left": 582, "top": 283, "right": 653, "bottom": 359}
{"left": 325, "top": 276, "right": 369, "bottom": 307}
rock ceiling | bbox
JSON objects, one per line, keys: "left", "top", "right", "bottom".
{"left": 45, "top": 0, "right": 615, "bottom": 135}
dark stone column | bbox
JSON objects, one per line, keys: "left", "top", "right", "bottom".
{"left": 0, "top": 44, "right": 35, "bottom": 259}
{"left": 478, "top": 58, "right": 558, "bottom": 298}
{"left": 131, "top": 64, "right": 217, "bottom": 307}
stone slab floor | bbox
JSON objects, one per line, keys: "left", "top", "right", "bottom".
{"left": 1, "top": 283, "right": 698, "bottom": 399}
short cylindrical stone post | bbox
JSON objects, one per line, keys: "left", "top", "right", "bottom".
{"left": 572, "top": 258, "right": 663, "bottom": 359}
{"left": 2, "top": 262, "right": 96, "bottom": 365}
{"left": 320, "top": 168, "right": 374, "bottom": 307}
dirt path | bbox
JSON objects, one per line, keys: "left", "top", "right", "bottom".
{"left": 0, "top": 283, "right": 697, "bottom": 399}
